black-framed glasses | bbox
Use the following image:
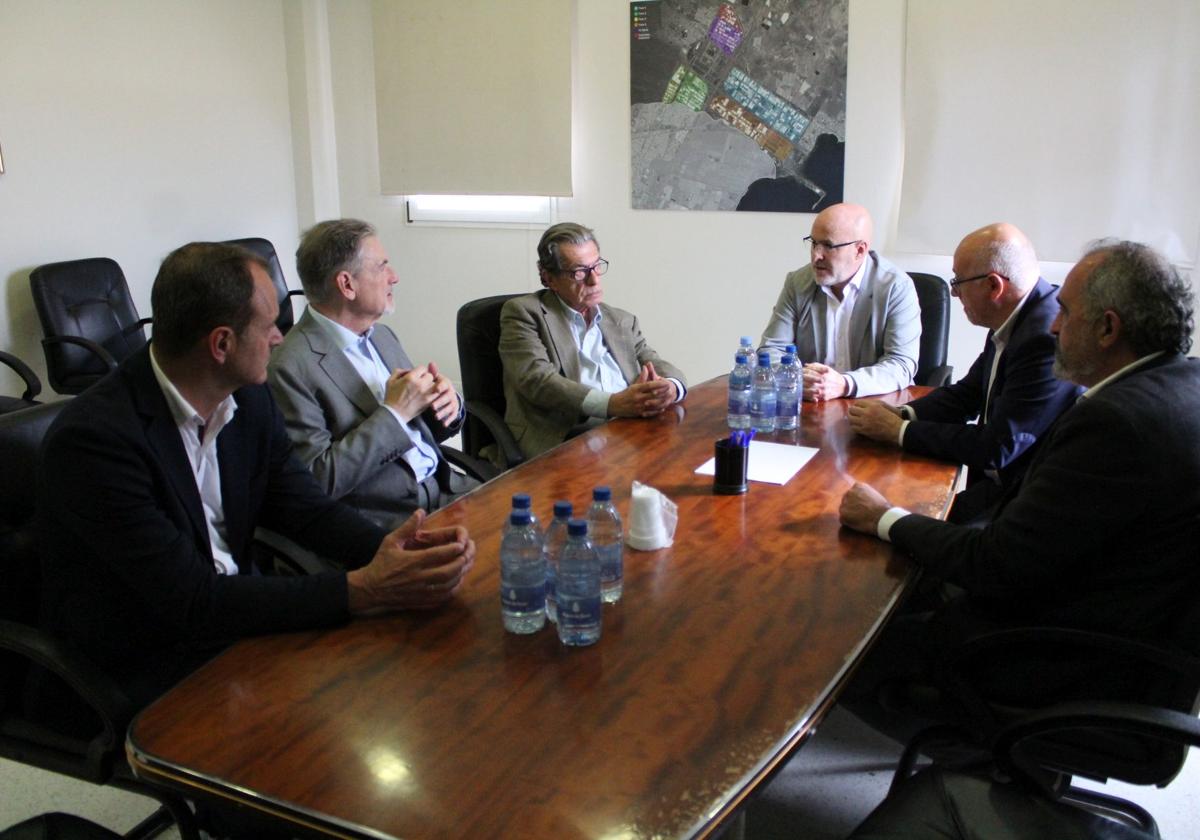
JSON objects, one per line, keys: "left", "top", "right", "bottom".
{"left": 948, "top": 272, "right": 999, "bottom": 289}
{"left": 561, "top": 259, "right": 609, "bottom": 282}
{"left": 803, "top": 235, "right": 861, "bottom": 254}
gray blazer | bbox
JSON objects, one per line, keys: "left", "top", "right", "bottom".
{"left": 499, "top": 289, "right": 687, "bottom": 459}
{"left": 759, "top": 251, "right": 921, "bottom": 396}
{"left": 267, "top": 309, "right": 474, "bottom": 529}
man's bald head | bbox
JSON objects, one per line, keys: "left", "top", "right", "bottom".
{"left": 954, "top": 223, "right": 1040, "bottom": 294}
{"left": 813, "top": 203, "right": 874, "bottom": 248}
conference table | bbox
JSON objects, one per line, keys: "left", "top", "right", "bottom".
{"left": 127, "top": 378, "right": 960, "bottom": 839}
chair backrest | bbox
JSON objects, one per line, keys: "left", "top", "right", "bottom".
{"left": 908, "top": 272, "right": 951, "bottom": 387}
{"left": 455, "top": 293, "right": 523, "bottom": 457}
{"left": 29, "top": 258, "right": 145, "bottom": 395}
{"left": 223, "top": 237, "right": 301, "bottom": 334}
{"left": 0, "top": 401, "right": 67, "bottom": 704}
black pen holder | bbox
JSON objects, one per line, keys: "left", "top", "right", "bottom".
{"left": 713, "top": 438, "right": 749, "bottom": 495}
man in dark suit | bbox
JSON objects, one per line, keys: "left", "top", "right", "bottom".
{"left": 848, "top": 223, "right": 1081, "bottom": 522}
{"left": 268, "top": 219, "right": 477, "bottom": 528}
{"left": 839, "top": 240, "right": 1200, "bottom": 730}
{"left": 38, "top": 242, "right": 476, "bottom": 710}
{"left": 500, "top": 222, "right": 687, "bottom": 459}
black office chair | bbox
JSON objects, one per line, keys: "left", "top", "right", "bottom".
{"left": 222, "top": 237, "right": 306, "bottom": 334}
{"left": 0, "top": 813, "right": 123, "bottom": 840}
{"left": 29, "top": 259, "right": 150, "bottom": 395}
{"left": 0, "top": 351, "right": 43, "bottom": 415}
{"left": 0, "top": 402, "right": 198, "bottom": 840}
{"left": 455, "top": 294, "right": 526, "bottom": 471}
{"left": 890, "top": 620, "right": 1200, "bottom": 836}
{"left": 908, "top": 272, "right": 953, "bottom": 387}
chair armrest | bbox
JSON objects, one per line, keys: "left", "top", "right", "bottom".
{"left": 442, "top": 444, "right": 501, "bottom": 483}
{"left": 466, "top": 400, "right": 525, "bottom": 469}
{"left": 0, "top": 351, "right": 43, "bottom": 402}
{"left": 994, "top": 699, "right": 1200, "bottom": 791}
{"left": 251, "top": 527, "right": 341, "bottom": 576}
{"left": 919, "top": 364, "right": 953, "bottom": 388}
{"left": 0, "top": 620, "right": 133, "bottom": 752}
{"left": 40, "top": 335, "right": 119, "bottom": 370}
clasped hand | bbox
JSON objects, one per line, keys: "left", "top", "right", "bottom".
{"left": 347, "top": 510, "right": 475, "bottom": 614}
{"left": 802, "top": 362, "right": 849, "bottom": 402}
{"left": 608, "top": 362, "right": 677, "bottom": 418}
{"left": 384, "top": 360, "right": 459, "bottom": 426}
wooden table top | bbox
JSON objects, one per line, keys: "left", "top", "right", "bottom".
{"left": 128, "top": 379, "right": 958, "bottom": 839}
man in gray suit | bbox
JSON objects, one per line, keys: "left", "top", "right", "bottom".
{"left": 499, "top": 222, "right": 687, "bottom": 459}
{"left": 759, "top": 203, "right": 921, "bottom": 400}
{"left": 268, "top": 219, "right": 477, "bottom": 528}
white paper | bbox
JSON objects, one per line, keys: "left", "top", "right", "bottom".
{"left": 695, "top": 440, "right": 820, "bottom": 486}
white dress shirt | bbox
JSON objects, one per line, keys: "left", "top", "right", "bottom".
{"left": 554, "top": 295, "right": 684, "bottom": 419}
{"left": 817, "top": 258, "right": 867, "bottom": 395}
{"left": 149, "top": 347, "right": 239, "bottom": 575}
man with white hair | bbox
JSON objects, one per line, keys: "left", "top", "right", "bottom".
{"left": 848, "top": 223, "right": 1081, "bottom": 522}
{"left": 759, "top": 202, "right": 921, "bottom": 400}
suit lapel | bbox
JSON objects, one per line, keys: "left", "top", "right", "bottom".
{"left": 540, "top": 291, "right": 581, "bottom": 382}
{"left": 846, "top": 259, "right": 876, "bottom": 369}
{"left": 296, "top": 310, "right": 382, "bottom": 420}
{"left": 128, "top": 351, "right": 212, "bottom": 559}
{"left": 596, "top": 305, "right": 639, "bottom": 383}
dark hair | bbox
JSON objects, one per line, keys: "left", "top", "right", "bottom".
{"left": 295, "top": 219, "right": 376, "bottom": 304}
{"left": 536, "top": 222, "right": 598, "bottom": 283}
{"left": 1082, "top": 239, "right": 1194, "bottom": 356}
{"left": 150, "top": 243, "right": 267, "bottom": 358}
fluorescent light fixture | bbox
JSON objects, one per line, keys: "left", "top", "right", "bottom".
{"left": 405, "top": 194, "right": 553, "bottom": 226}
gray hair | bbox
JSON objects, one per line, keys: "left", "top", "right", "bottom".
{"left": 1081, "top": 239, "right": 1194, "bottom": 356}
{"left": 536, "top": 222, "right": 598, "bottom": 282}
{"left": 295, "top": 218, "right": 376, "bottom": 305}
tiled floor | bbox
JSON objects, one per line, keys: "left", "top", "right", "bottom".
{"left": 3, "top": 707, "right": 1197, "bottom": 838}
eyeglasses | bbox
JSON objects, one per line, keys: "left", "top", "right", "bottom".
{"left": 804, "top": 236, "right": 861, "bottom": 254}
{"left": 561, "top": 259, "right": 609, "bottom": 282}
{"left": 948, "top": 272, "right": 1005, "bottom": 289}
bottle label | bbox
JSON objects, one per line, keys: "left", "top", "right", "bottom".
{"left": 596, "top": 544, "right": 623, "bottom": 584}
{"left": 558, "top": 595, "right": 601, "bottom": 629}
{"left": 502, "top": 584, "right": 546, "bottom": 614}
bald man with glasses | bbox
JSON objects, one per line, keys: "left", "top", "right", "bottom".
{"left": 499, "top": 222, "right": 687, "bottom": 460}
{"left": 848, "top": 223, "right": 1082, "bottom": 523}
{"left": 759, "top": 203, "right": 921, "bottom": 400}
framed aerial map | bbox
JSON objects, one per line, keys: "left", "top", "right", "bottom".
{"left": 631, "top": 0, "right": 847, "bottom": 212}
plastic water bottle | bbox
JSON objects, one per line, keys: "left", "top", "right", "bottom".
{"left": 556, "top": 519, "right": 602, "bottom": 646}
{"left": 500, "top": 510, "right": 545, "bottom": 634}
{"left": 543, "top": 500, "right": 572, "bottom": 624}
{"left": 736, "top": 336, "right": 756, "bottom": 367}
{"left": 727, "top": 352, "right": 752, "bottom": 429}
{"left": 587, "top": 486, "right": 623, "bottom": 604}
{"left": 776, "top": 353, "right": 800, "bottom": 431}
{"left": 501, "top": 493, "right": 539, "bottom": 537}
{"left": 750, "top": 350, "right": 777, "bottom": 433}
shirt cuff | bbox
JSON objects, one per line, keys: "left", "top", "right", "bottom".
{"left": 667, "top": 377, "right": 686, "bottom": 403}
{"left": 899, "top": 404, "right": 916, "bottom": 421}
{"left": 876, "top": 507, "right": 912, "bottom": 542}
{"left": 897, "top": 418, "right": 910, "bottom": 446}
{"left": 843, "top": 375, "right": 857, "bottom": 398}
{"left": 582, "top": 388, "right": 610, "bottom": 418}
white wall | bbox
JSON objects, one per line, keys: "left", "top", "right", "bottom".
{"left": 305, "top": 0, "right": 1019, "bottom": 388}
{"left": 0, "top": 0, "right": 301, "bottom": 396}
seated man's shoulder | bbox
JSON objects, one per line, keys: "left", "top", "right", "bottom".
{"left": 869, "top": 253, "right": 916, "bottom": 289}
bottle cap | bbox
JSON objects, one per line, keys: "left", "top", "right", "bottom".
{"left": 592, "top": 486, "right": 612, "bottom": 502}
{"left": 735, "top": 352, "right": 748, "bottom": 364}
{"left": 568, "top": 518, "right": 589, "bottom": 536}
{"left": 553, "top": 500, "right": 573, "bottom": 518}
{"left": 510, "top": 510, "right": 532, "bottom": 526}
{"left": 511, "top": 492, "right": 531, "bottom": 510}
{"left": 782, "top": 353, "right": 795, "bottom": 364}
{"left": 740, "top": 336, "right": 753, "bottom": 346}
{"left": 786, "top": 343, "right": 797, "bottom": 354}
{"left": 757, "top": 350, "right": 771, "bottom": 366}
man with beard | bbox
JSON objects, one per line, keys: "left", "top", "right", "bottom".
{"left": 759, "top": 203, "right": 921, "bottom": 400}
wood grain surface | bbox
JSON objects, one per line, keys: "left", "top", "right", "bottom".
{"left": 129, "top": 379, "right": 958, "bottom": 839}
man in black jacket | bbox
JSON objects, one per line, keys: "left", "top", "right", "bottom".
{"left": 848, "top": 223, "right": 1081, "bottom": 523}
